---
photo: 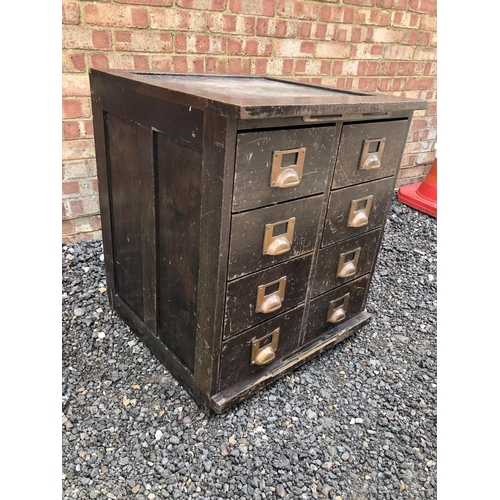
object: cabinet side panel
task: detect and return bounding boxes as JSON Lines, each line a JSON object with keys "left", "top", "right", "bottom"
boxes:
{"left": 90, "top": 74, "right": 116, "bottom": 309}
{"left": 106, "top": 113, "right": 145, "bottom": 318}
{"left": 156, "top": 133, "right": 202, "bottom": 373}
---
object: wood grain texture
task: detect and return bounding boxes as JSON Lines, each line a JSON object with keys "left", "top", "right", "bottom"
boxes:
{"left": 90, "top": 69, "right": 425, "bottom": 414}
{"left": 322, "top": 177, "right": 395, "bottom": 247}
{"left": 332, "top": 119, "right": 409, "bottom": 189}
{"left": 211, "top": 311, "right": 372, "bottom": 413}
{"left": 156, "top": 131, "right": 203, "bottom": 373}
{"left": 192, "top": 113, "right": 237, "bottom": 407}
{"left": 304, "top": 274, "right": 371, "bottom": 344}
{"left": 99, "top": 77, "right": 204, "bottom": 150}
{"left": 113, "top": 294, "right": 195, "bottom": 398}
{"left": 233, "top": 125, "right": 336, "bottom": 212}
{"left": 106, "top": 113, "right": 145, "bottom": 319}
{"left": 228, "top": 194, "right": 323, "bottom": 280}
{"left": 90, "top": 70, "right": 428, "bottom": 119}
{"left": 237, "top": 110, "right": 415, "bottom": 131}
{"left": 90, "top": 74, "right": 116, "bottom": 309}
{"left": 137, "top": 126, "right": 157, "bottom": 334}
{"left": 313, "top": 228, "right": 382, "bottom": 297}
{"left": 219, "top": 305, "right": 305, "bottom": 391}
{"left": 224, "top": 253, "right": 312, "bottom": 338}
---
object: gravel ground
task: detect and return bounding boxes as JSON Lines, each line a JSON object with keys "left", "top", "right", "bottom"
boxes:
{"left": 62, "top": 196, "right": 437, "bottom": 500}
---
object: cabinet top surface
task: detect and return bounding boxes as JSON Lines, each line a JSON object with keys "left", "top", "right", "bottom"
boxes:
{"left": 91, "top": 69, "right": 427, "bottom": 119}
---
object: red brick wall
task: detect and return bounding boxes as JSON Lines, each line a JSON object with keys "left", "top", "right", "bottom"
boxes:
{"left": 62, "top": 0, "right": 437, "bottom": 242}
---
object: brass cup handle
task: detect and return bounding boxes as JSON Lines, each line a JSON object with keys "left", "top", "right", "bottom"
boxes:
{"left": 362, "top": 154, "right": 381, "bottom": 170}
{"left": 274, "top": 168, "right": 301, "bottom": 188}
{"left": 337, "top": 248, "right": 361, "bottom": 279}
{"left": 327, "top": 293, "right": 350, "bottom": 325}
{"left": 256, "top": 277, "right": 287, "bottom": 315}
{"left": 350, "top": 211, "right": 369, "bottom": 228}
{"left": 251, "top": 328, "right": 280, "bottom": 366}
{"left": 337, "top": 261, "right": 356, "bottom": 278}
{"left": 257, "top": 294, "right": 282, "bottom": 314}
{"left": 359, "top": 138, "right": 385, "bottom": 170}
{"left": 252, "top": 345, "right": 276, "bottom": 366}
{"left": 270, "top": 148, "right": 306, "bottom": 188}
{"left": 263, "top": 219, "right": 295, "bottom": 256}
{"left": 265, "top": 236, "right": 291, "bottom": 255}
{"left": 328, "top": 307, "right": 346, "bottom": 324}
{"left": 348, "top": 197, "right": 373, "bottom": 228}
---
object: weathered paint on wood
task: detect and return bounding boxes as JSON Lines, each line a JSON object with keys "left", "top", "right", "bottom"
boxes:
{"left": 228, "top": 194, "right": 323, "bottom": 280}
{"left": 332, "top": 119, "right": 409, "bottom": 189}
{"left": 304, "top": 274, "right": 371, "bottom": 344}
{"left": 156, "top": 132, "right": 203, "bottom": 372}
{"left": 313, "top": 228, "right": 383, "bottom": 297}
{"left": 322, "top": 177, "right": 395, "bottom": 247}
{"left": 105, "top": 114, "right": 145, "bottom": 319}
{"left": 224, "top": 253, "right": 312, "bottom": 338}
{"left": 219, "top": 305, "right": 304, "bottom": 391}
{"left": 233, "top": 125, "right": 336, "bottom": 212}
{"left": 90, "top": 68, "right": 426, "bottom": 414}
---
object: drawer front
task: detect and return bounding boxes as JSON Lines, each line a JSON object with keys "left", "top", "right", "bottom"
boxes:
{"left": 313, "top": 228, "right": 382, "bottom": 297}
{"left": 219, "top": 305, "right": 304, "bottom": 390}
{"left": 332, "top": 119, "right": 408, "bottom": 189}
{"left": 233, "top": 126, "right": 336, "bottom": 212}
{"left": 224, "top": 254, "right": 312, "bottom": 339}
{"left": 322, "top": 177, "right": 393, "bottom": 246}
{"left": 304, "top": 274, "right": 370, "bottom": 344}
{"left": 228, "top": 195, "right": 323, "bottom": 280}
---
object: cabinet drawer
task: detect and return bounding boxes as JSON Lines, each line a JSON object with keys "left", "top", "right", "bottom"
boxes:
{"left": 313, "top": 228, "right": 382, "bottom": 297}
{"left": 233, "top": 126, "right": 336, "bottom": 212}
{"left": 228, "top": 195, "right": 323, "bottom": 280}
{"left": 322, "top": 177, "right": 393, "bottom": 246}
{"left": 332, "top": 119, "right": 408, "bottom": 189}
{"left": 304, "top": 274, "right": 370, "bottom": 344}
{"left": 224, "top": 254, "right": 312, "bottom": 339}
{"left": 219, "top": 305, "right": 304, "bottom": 391}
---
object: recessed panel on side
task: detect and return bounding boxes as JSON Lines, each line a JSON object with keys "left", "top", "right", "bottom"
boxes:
{"left": 157, "top": 132, "right": 203, "bottom": 373}
{"left": 106, "top": 113, "right": 146, "bottom": 319}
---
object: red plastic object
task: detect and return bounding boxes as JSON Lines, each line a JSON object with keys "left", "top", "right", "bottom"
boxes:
{"left": 397, "top": 157, "right": 437, "bottom": 217}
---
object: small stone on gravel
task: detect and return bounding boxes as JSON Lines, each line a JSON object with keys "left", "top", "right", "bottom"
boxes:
{"left": 306, "top": 409, "right": 317, "bottom": 419}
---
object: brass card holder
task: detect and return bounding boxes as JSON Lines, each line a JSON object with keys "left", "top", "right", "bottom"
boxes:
{"left": 263, "top": 217, "right": 296, "bottom": 256}
{"left": 348, "top": 195, "right": 373, "bottom": 228}
{"left": 327, "top": 293, "right": 350, "bottom": 324}
{"left": 251, "top": 328, "right": 280, "bottom": 366}
{"left": 337, "top": 247, "right": 361, "bottom": 279}
{"left": 359, "top": 137, "right": 386, "bottom": 170}
{"left": 270, "top": 148, "right": 306, "bottom": 188}
{"left": 256, "top": 277, "right": 287, "bottom": 314}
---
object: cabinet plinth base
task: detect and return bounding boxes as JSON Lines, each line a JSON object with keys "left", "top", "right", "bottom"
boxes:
{"left": 210, "top": 311, "right": 371, "bottom": 414}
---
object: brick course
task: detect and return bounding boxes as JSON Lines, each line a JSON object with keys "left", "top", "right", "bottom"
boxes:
{"left": 62, "top": 0, "right": 437, "bottom": 241}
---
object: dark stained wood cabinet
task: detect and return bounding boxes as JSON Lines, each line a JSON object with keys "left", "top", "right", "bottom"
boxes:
{"left": 89, "top": 69, "right": 426, "bottom": 414}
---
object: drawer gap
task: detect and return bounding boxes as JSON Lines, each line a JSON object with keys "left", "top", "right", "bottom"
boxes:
{"left": 231, "top": 190, "right": 326, "bottom": 216}
{"left": 236, "top": 122, "right": 340, "bottom": 135}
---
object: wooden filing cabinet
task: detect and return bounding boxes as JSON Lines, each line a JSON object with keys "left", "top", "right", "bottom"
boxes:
{"left": 89, "top": 69, "right": 427, "bottom": 414}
